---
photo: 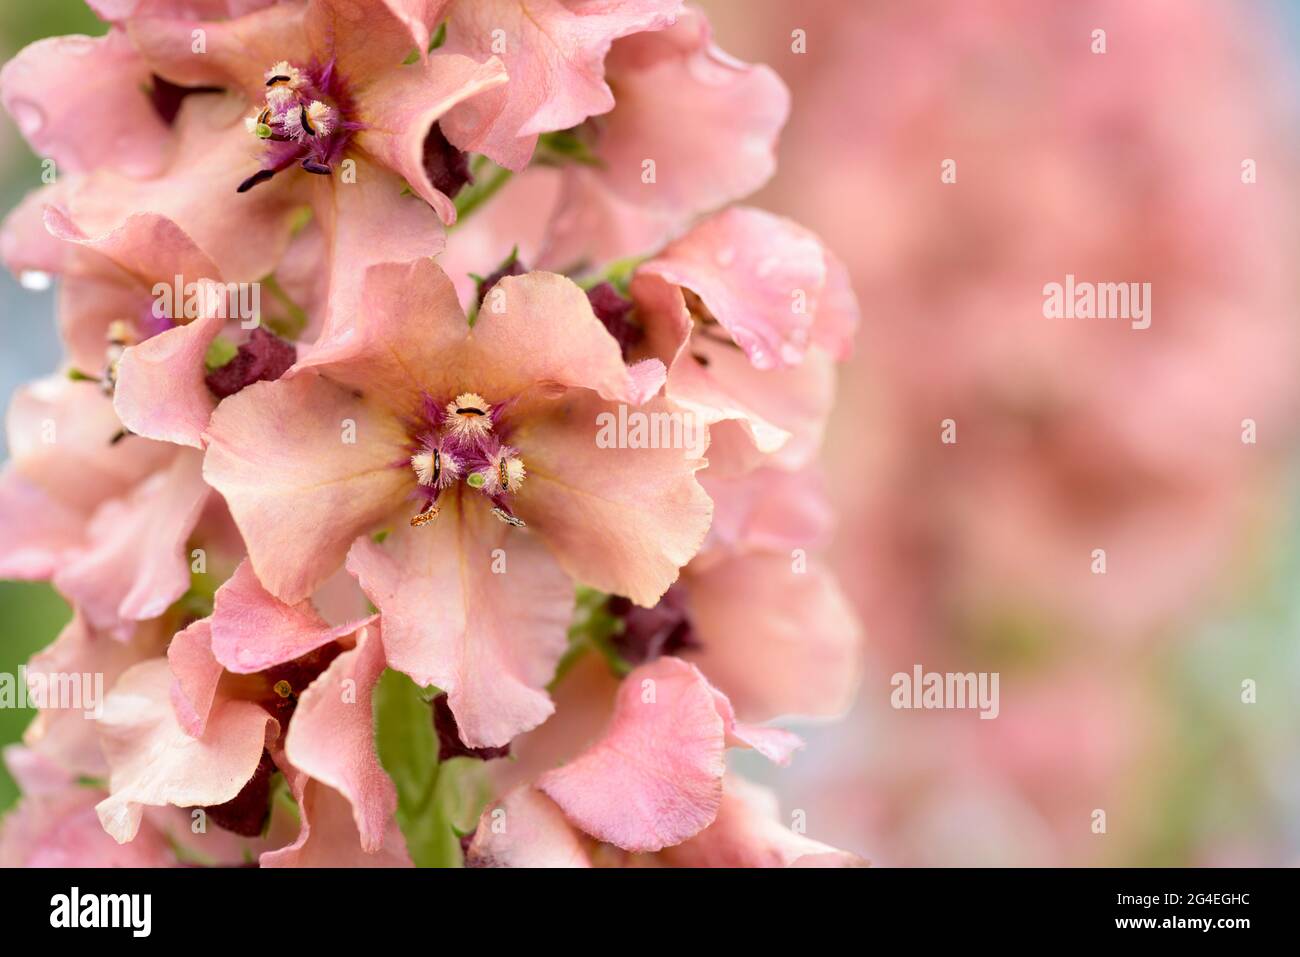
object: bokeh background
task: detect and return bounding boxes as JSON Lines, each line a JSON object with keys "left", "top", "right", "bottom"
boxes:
{"left": 4, "top": 0, "right": 1300, "bottom": 865}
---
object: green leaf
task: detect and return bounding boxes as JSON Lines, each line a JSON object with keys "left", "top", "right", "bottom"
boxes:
{"left": 203, "top": 336, "right": 238, "bottom": 371}
{"left": 374, "top": 668, "right": 459, "bottom": 866}
{"left": 550, "top": 587, "right": 630, "bottom": 689}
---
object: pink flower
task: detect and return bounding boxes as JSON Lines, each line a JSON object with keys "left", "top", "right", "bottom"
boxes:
{"left": 203, "top": 258, "right": 711, "bottom": 747}
{"left": 543, "top": 7, "right": 789, "bottom": 269}
{"left": 465, "top": 773, "right": 864, "bottom": 868}
{"left": 630, "top": 206, "right": 859, "bottom": 470}
{"left": 437, "top": 0, "right": 683, "bottom": 170}
{"left": 49, "top": 0, "right": 508, "bottom": 343}
{"left": 536, "top": 656, "right": 800, "bottom": 851}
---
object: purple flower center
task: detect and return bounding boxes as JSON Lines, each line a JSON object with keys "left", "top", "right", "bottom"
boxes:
{"left": 238, "top": 60, "right": 357, "bottom": 192}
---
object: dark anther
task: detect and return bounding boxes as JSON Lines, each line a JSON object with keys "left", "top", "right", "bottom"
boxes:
{"left": 109, "top": 427, "right": 132, "bottom": 445}
{"left": 237, "top": 168, "right": 278, "bottom": 193}
{"left": 266, "top": 74, "right": 292, "bottom": 87}
{"left": 301, "top": 159, "right": 332, "bottom": 176}
{"left": 586, "top": 282, "right": 643, "bottom": 359}
{"left": 692, "top": 352, "right": 710, "bottom": 367}
{"left": 475, "top": 249, "right": 526, "bottom": 307}
{"left": 607, "top": 587, "right": 700, "bottom": 667}
{"left": 198, "top": 750, "right": 276, "bottom": 837}
{"left": 299, "top": 105, "right": 316, "bottom": 136}
{"left": 432, "top": 693, "right": 511, "bottom": 762}
{"left": 205, "top": 328, "right": 297, "bottom": 399}
{"left": 422, "top": 122, "right": 473, "bottom": 199}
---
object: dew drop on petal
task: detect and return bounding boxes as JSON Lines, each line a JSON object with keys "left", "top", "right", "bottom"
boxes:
{"left": 19, "top": 270, "right": 52, "bottom": 291}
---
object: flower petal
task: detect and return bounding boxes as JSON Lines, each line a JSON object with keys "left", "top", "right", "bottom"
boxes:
{"left": 50, "top": 94, "right": 308, "bottom": 283}
{"left": 203, "top": 373, "right": 411, "bottom": 603}
{"left": 353, "top": 52, "right": 508, "bottom": 224}
{"left": 0, "top": 30, "right": 170, "bottom": 178}
{"left": 283, "top": 623, "right": 394, "bottom": 852}
{"left": 440, "top": 0, "right": 682, "bottom": 169}
{"left": 661, "top": 775, "right": 867, "bottom": 868}
{"left": 347, "top": 496, "right": 573, "bottom": 749}
{"left": 545, "top": 8, "right": 788, "bottom": 265}
{"left": 261, "top": 774, "right": 411, "bottom": 867}
{"left": 510, "top": 389, "right": 711, "bottom": 607}
{"left": 95, "top": 658, "right": 276, "bottom": 843}
{"left": 465, "top": 786, "right": 592, "bottom": 868}
{"left": 210, "top": 559, "right": 375, "bottom": 673}
{"left": 113, "top": 311, "right": 225, "bottom": 449}
{"left": 684, "top": 552, "right": 860, "bottom": 722}
{"left": 537, "top": 656, "right": 726, "bottom": 852}
{"left": 167, "top": 618, "right": 223, "bottom": 738}
{"left": 54, "top": 450, "right": 211, "bottom": 634}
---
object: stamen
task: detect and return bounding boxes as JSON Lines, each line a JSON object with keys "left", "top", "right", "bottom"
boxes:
{"left": 411, "top": 449, "right": 439, "bottom": 486}
{"left": 237, "top": 168, "right": 279, "bottom": 193}
{"left": 410, "top": 501, "right": 440, "bottom": 526}
{"left": 445, "top": 392, "right": 493, "bottom": 440}
{"left": 491, "top": 506, "right": 526, "bottom": 528}
{"left": 264, "top": 61, "right": 305, "bottom": 89}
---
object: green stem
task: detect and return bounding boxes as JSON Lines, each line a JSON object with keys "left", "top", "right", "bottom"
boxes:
{"left": 453, "top": 164, "right": 513, "bottom": 225}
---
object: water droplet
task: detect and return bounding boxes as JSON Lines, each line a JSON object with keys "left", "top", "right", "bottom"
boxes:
{"left": 20, "top": 270, "right": 52, "bottom": 291}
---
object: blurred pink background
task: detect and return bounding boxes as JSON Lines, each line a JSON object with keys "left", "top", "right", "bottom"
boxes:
{"left": 699, "top": 0, "right": 1300, "bottom": 865}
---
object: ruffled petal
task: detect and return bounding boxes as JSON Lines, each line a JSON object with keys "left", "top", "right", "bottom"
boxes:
{"left": 465, "top": 785, "right": 592, "bottom": 867}
{"left": 167, "top": 618, "right": 223, "bottom": 738}
{"left": 685, "top": 553, "right": 860, "bottom": 722}
{"left": 544, "top": 8, "right": 787, "bottom": 264}
{"left": 202, "top": 372, "right": 411, "bottom": 603}
{"left": 637, "top": 207, "right": 828, "bottom": 370}
{"left": 127, "top": 2, "right": 311, "bottom": 103}
{"left": 537, "top": 656, "right": 725, "bottom": 852}
{"left": 261, "top": 775, "right": 411, "bottom": 867}
{"left": 283, "top": 623, "right": 394, "bottom": 851}
{"left": 54, "top": 450, "right": 211, "bottom": 634}
{"left": 24, "top": 613, "right": 165, "bottom": 777}
{"left": 48, "top": 94, "right": 308, "bottom": 282}
{"left": 352, "top": 52, "right": 507, "bottom": 223}
{"left": 0, "top": 470, "right": 83, "bottom": 580}
{"left": 510, "top": 389, "right": 711, "bottom": 607}
{"left": 113, "top": 311, "right": 225, "bottom": 449}
{"left": 661, "top": 776, "right": 867, "bottom": 868}
{"left": 347, "top": 495, "right": 573, "bottom": 749}
{"left": 0, "top": 30, "right": 170, "bottom": 178}
{"left": 95, "top": 658, "right": 276, "bottom": 843}
{"left": 210, "top": 559, "right": 375, "bottom": 673}
{"left": 440, "top": 0, "right": 682, "bottom": 169}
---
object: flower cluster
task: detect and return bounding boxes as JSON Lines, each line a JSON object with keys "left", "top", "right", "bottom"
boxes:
{"left": 0, "top": 0, "right": 863, "bottom": 867}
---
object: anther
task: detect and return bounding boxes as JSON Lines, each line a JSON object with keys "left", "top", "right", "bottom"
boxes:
{"left": 410, "top": 502, "right": 440, "bottom": 527}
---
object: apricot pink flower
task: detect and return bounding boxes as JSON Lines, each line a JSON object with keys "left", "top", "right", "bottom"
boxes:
{"left": 466, "top": 775, "right": 865, "bottom": 868}
{"left": 543, "top": 7, "right": 789, "bottom": 269}
{"left": 536, "top": 656, "right": 800, "bottom": 851}
{"left": 438, "top": 0, "right": 683, "bottom": 170}
{"left": 203, "top": 258, "right": 711, "bottom": 747}
{"left": 60, "top": 0, "right": 507, "bottom": 339}
{"left": 631, "top": 206, "right": 859, "bottom": 470}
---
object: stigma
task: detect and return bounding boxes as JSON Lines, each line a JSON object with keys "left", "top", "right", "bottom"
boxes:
{"left": 445, "top": 392, "right": 493, "bottom": 440}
